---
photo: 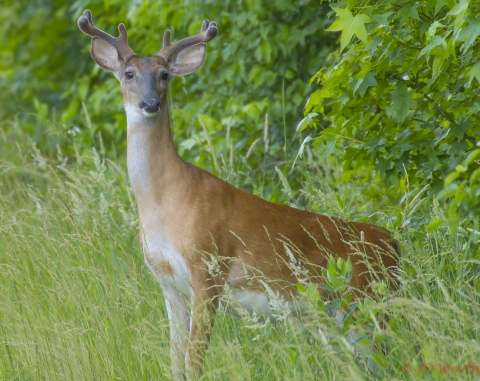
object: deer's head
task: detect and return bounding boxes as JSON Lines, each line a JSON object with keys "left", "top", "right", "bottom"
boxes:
{"left": 78, "top": 10, "right": 217, "bottom": 117}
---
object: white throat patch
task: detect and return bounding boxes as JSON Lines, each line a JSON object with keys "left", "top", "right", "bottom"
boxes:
{"left": 125, "top": 103, "right": 161, "bottom": 130}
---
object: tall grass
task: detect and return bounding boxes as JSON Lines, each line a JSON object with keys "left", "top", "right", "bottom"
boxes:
{"left": 1, "top": 119, "right": 479, "bottom": 381}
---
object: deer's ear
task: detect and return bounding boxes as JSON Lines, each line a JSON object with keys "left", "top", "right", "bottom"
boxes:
{"left": 167, "top": 43, "right": 206, "bottom": 76}
{"left": 91, "top": 37, "right": 123, "bottom": 74}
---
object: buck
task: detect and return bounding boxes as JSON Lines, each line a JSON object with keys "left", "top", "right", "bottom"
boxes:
{"left": 78, "top": 10, "right": 399, "bottom": 380}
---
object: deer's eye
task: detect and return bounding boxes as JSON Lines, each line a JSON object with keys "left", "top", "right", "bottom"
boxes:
{"left": 161, "top": 73, "right": 169, "bottom": 81}
{"left": 125, "top": 72, "right": 134, "bottom": 79}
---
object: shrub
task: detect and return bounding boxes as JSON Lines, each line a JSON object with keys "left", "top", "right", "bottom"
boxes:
{"left": 303, "top": 0, "right": 480, "bottom": 230}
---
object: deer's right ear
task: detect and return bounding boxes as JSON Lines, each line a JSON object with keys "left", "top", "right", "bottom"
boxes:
{"left": 91, "top": 37, "right": 123, "bottom": 75}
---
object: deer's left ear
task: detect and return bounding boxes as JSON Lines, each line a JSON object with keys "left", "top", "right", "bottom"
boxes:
{"left": 167, "top": 43, "right": 206, "bottom": 76}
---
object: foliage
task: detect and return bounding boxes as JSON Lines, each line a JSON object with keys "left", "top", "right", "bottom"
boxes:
{"left": 0, "top": 0, "right": 335, "bottom": 188}
{"left": 303, "top": 0, "right": 480, "bottom": 230}
{"left": 297, "top": 256, "right": 391, "bottom": 372}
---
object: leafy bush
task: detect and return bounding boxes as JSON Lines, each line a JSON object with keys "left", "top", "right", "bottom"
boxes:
{"left": 303, "top": 0, "right": 480, "bottom": 230}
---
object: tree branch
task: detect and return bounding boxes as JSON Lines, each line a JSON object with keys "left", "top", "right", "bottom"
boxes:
{"left": 423, "top": 94, "right": 451, "bottom": 121}
{"left": 385, "top": 72, "right": 479, "bottom": 146}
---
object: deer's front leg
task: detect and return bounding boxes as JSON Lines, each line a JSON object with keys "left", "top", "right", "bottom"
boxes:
{"left": 162, "top": 285, "right": 191, "bottom": 381}
{"left": 185, "top": 277, "right": 221, "bottom": 380}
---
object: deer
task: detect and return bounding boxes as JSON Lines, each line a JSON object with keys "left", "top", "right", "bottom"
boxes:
{"left": 78, "top": 10, "right": 400, "bottom": 380}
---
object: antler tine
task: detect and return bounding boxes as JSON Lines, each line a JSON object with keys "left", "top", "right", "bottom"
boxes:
{"left": 78, "top": 10, "right": 136, "bottom": 62}
{"left": 158, "top": 20, "right": 218, "bottom": 61}
{"left": 163, "top": 30, "right": 172, "bottom": 48}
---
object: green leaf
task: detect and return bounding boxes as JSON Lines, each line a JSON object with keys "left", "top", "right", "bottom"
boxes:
{"left": 356, "top": 61, "right": 371, "bottom": 79}
{"left": 307, "top": 284, "right": 319, "bottom": 303}
{"left": 260, "top": 40, "right": 272, "bottom": 63}
{"left": 292, "top": 135, "right": 313, "bottom": 168}
{"left": 305, "top": 89, "right": 324, "bottom": 114}
{"left": 316, "top": 300, "right": 326, "bottom": 312}
{"left": 419, "top": 36, "right": 447, "bottom": 58}
{"left": 364, "top": 137, "right": 386, "bottom": 154}
{"left": 448, "top": 0, "right": 469, "bottom": 30}
{"left": 371, "top": 353, "right": 389, "bottom": 369}
{"left": 448, "top": 0, "right": 469, "bottom": 16}
{"left": 437, "top": 183, "right": 458, "bottom": 199}
{"left": 435, "top": 0, "right": 449, "bottom": 15}
{"left": 389, "top": 83, "right": 413, "bottom": 123}
{"left": 61, "top": 99, "right": 80, "bottom": 122}
{"left": 471, "top": 168, "right": 480, "bottom": 183}
{"left": 432, "top": 56, "right": 445, "bottom": 78}
{"left": 315, "top": 136, "right": 338, "bottom": 162}
{"left": 466, "top": 149, "right": 480, "bottom": 166}
{"left": 398, "top": 3, "right": 420, "bottom": 25}
{"left": 354, "top": 72, "right": 377, "bottom": 97}
{"left": 344, "top": 258, "right": 353, "bottom": 274}
{"left": 444, "top": 171, "right": 460, "bottom": 186}
{"left": 33, "top": 98, "right": 48, "bottom": 118}
{"left": 460, "top": 18, "right": 480, "bottom": 53}
{"left": 427, "top": 218, "right": 444, "bottom": 231}
{"left": 337, "top": 257, "right": 344, "bottom": 271}
{"left": 179, "top": 137, "right": 197, "bottom": 152}
{"left": 427, "top": 21, "right": 441, "bottom": 40}
{"left": 330, "top": 277, "right": 345, "bottom": 291}
{"left": 296, "top": 283, "right": 307, "bottom": 293}
{"left": 296, "top": 113, "right": 318, "bottom": 132}
{"left": 327, "top": 8, "right": 372, "bottom": 51}
{"left": 468, "top": 61, "right": 480, "bottom": 85}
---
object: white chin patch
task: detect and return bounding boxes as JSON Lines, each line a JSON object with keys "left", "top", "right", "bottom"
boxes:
{"left": 125, "top": 103, "right": 160, "bottom": 129}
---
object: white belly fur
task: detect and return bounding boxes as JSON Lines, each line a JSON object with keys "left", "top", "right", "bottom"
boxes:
{"left": 142, "top": 230, "right": 191, "bottom": 297}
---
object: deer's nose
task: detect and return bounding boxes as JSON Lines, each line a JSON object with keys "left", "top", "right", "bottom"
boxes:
{"left": 139, "top": 98, "right": 161, "bottom": 113}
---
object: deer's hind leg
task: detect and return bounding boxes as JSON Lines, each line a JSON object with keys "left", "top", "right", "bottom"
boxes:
{"left": 185, "top": 271, "right": 223, "bottom": 380}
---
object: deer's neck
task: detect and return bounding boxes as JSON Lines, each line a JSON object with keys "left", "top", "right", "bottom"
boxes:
{"left": 126, "top": 100, "right": 185, "bottom": 206}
